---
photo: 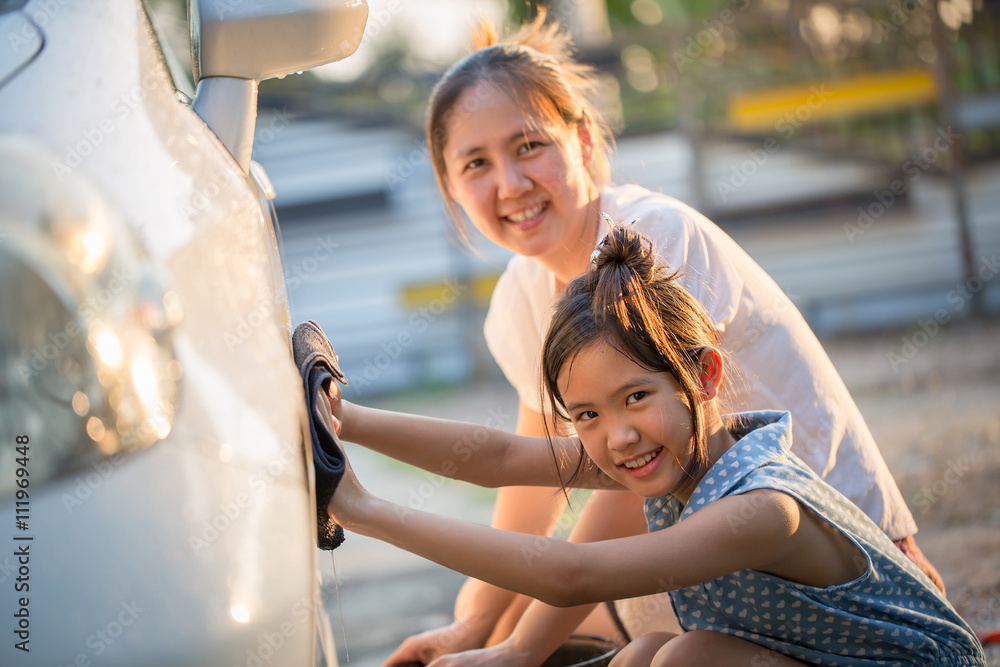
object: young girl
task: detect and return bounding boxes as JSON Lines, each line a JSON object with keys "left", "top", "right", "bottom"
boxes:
{"left": 395, "top": 10, "right": 942, "bottom": 664}
{"left": 327, "top": 226, "right": 984, "bottom": 667}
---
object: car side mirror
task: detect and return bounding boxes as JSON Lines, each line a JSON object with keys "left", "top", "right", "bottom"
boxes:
{"left": 189, "top": 0, "right": 368, "bottom": 171}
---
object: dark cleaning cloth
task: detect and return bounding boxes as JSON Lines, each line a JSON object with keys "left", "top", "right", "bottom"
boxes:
{"left": 292, "top": 320, "right": 348, "bottom": 550}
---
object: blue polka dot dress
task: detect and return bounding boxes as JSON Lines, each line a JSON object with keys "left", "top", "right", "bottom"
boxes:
{"left": 644, "top": 411, "right": 986, "bottom": 666}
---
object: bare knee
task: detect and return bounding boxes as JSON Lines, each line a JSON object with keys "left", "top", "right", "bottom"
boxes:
{"left": 650, "top": 631, "right": 717, "bottom": 667}
{"left": 651, "top": 631, "right": 806, "bottom": 667}
{"left": 611, "top": 632, "right": 676, "bottom": 667}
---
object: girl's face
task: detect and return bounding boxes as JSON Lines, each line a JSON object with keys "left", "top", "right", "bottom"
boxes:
{"left": 557, "top": 341, "right": 699, "bottom": 501}
{"left": 441, "top": 82, "right": 598, "bottom": 270}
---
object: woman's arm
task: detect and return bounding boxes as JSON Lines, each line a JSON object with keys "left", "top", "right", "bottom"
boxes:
{"left": 497, "top": 489, "right": 649, "bottom": 662}
{"left": 338, "top": 400, "right": 618, "bottom": 491}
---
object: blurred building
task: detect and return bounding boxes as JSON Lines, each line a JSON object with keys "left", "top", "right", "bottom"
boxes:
{"left": 249, "top": 0, "right": 1000, "bottom": 397}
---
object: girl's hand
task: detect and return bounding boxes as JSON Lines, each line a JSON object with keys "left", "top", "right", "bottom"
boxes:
{"left": 326, "top": 379, "right": 344, "bottom": 434}
{"left": 326, "top": 444, "right": 370, "bottom": 531}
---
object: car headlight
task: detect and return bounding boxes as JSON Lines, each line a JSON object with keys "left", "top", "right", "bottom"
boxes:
{"left": 0, "top": 134, "right": 182, "bottom": 495}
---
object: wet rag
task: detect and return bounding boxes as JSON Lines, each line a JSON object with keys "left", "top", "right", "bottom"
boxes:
{"left": 292, "top": 320, "right": 347, "bottom": 550}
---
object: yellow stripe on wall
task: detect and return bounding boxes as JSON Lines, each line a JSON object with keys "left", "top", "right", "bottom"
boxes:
{"left": 727, "top": 68, "right": 939, "bottom": 133}
{"left": 401, "top": 273, "right": 501, "bottom": 311}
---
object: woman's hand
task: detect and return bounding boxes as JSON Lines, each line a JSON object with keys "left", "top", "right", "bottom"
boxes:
{"left": 425, "top": 639, "right": 536, "bottom": 667}
{"left": 381, "top": 620, "right": 490, "bottom": 667}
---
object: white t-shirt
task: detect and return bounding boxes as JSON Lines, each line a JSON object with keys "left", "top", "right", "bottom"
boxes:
{"left": 484, "top": 183, "right": 915, "bottom": 540}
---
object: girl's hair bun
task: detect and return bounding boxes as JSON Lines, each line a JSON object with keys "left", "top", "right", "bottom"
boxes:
{"left": 590, "top": 223, "right": 658, "bottom": 285}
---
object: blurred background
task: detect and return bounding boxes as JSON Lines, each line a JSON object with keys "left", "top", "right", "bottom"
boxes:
{"left": 147, "top": 1, "right": 1000, "bottom": 664}
{"left": 147, "top": 0, "right": 1000, "bottom": 398}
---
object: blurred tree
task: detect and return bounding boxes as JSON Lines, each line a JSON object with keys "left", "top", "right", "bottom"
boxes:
{"left": 510, "top": 0, "right": 611, "bottom": 46}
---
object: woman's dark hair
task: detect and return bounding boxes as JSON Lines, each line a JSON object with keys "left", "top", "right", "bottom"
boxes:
{"left": 541, "top": 225, "right": 722, "bottom": 497}
{"left": 425, "top": 9, "right": 613, "bottom": 245}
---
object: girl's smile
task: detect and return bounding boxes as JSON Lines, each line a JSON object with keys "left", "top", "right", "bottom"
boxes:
{"left": 618, "top": 446, "right": 664, "bottom": 477}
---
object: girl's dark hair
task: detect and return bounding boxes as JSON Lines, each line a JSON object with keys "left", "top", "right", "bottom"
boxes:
{"left": 541, "top": 225, "right": 722, "bottom": 497}
{"left": 426, "top": 9, "right": 613, "bottom": 246}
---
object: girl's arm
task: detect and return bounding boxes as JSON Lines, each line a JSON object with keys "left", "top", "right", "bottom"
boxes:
{"left": 458, "top": 404, "right": 572, "bottom": 646}
{"left": 382, "top": 403, "right": 574, "bottom": 666}
{"left": 338, "top": 400, "right": 619, "bottom": 491}
{"left": 331, "top": 454, "right": 806, "bottom": 608}
{"left": 429, "top": 490, "right": 650, "bottom": 666}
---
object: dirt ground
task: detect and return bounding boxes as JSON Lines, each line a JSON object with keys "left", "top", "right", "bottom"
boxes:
{"left": 821, "top": 314, "right": 1000, "bottom": 661}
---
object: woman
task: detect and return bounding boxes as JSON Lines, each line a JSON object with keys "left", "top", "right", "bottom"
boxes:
{"left": 383, "top": 11, "right": 943, "bottom": 667}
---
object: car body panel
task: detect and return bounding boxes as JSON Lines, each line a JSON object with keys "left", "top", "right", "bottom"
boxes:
{"left": 0, "top": 1, "right": 327, "bottom": 664}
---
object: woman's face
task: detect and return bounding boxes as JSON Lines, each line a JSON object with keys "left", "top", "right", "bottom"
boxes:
{"left": 441, "top": 81, "right": 598, "bottom": 268}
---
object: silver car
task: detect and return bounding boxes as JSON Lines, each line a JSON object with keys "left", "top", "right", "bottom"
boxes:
{"left": 0, "top": 1, "right": 367, "bottom": 664}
